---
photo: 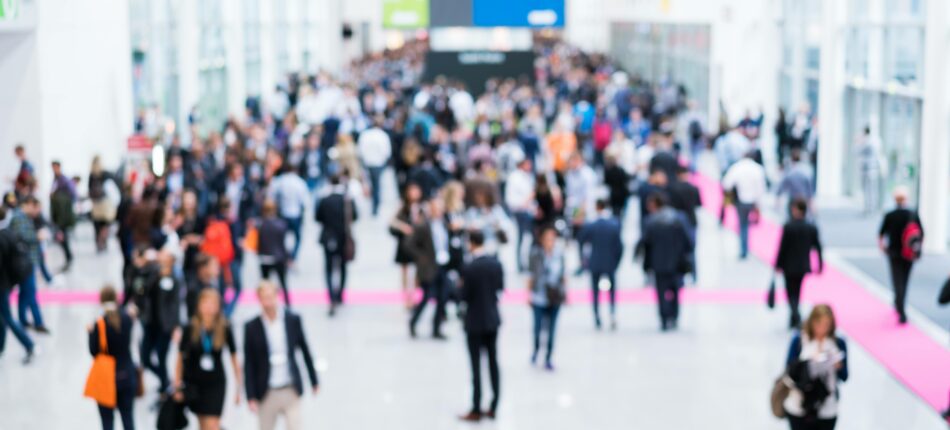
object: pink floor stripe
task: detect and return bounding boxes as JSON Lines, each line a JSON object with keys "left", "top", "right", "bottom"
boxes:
{"left": 691, "top": 172, "right": 950, "bottom": 413}
{"left": 24, "top": 287, "right": 782, "bottom": 306}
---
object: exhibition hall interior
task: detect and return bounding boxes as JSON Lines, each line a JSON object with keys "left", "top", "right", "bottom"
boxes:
{"left": 1, "top": 0, "right": 949, "bottom": 429}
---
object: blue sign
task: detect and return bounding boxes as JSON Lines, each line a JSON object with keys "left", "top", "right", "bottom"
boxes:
{"left": 472, "top": 0, "right": 564, "bottom": 28}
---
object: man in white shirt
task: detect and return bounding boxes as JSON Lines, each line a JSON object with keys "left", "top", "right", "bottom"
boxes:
{"left": 357, "top": 117, "right": 392, "bottom": 216}
{"left": 269, "top": 167, "right": 311, "bottom": 262}
{"left": 722, "top": 152, "right": 767, "bottom": 259}
{"left": 244, "top": 282, "right": 319, "bottom": 430}
{"left": 504, "top": 159, "right": 535, "bottom": 271}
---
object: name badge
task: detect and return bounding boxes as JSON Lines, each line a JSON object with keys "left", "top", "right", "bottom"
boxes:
{"left": 270, "top": 353, "right": 288, "bottom": 367}
{"left": 200, "top": 354, "right": 215, "bottom": 371}
{"left": 160, "top": 277, "right": 174, "bottom": 291}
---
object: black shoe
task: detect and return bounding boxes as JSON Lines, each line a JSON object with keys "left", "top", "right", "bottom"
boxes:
{"left": 33, "top": 326, "right": 51, "bottom": 335}
{"left": 328, "top": 305, "right": 337, "bottom": 318}
{"left": 432, "top": 333, "right": 448, "bottom": 341}
{"left": 941, "top": 409, "right": 950, "bottom": 419}
{"left": 483, "top": 410, "right": 496, "bottom": 420}
{"left": 898, "top": 313, "right": 908, "bottom": 324}
{"left": 595, "top": 320, "right": 602, "bottom": 331}
{"left": 668, "top": 319, "right": 678, "bottom": 331}
{"left": 660, "top": 320, "right": 669, "bottom": 332}
{"left": 22, "top": 349, "right": 34, "bottom": 365}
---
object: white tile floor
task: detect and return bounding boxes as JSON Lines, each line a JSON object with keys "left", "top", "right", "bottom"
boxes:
{"left": 0, "top": 170, "right": 946, "bottom": 429}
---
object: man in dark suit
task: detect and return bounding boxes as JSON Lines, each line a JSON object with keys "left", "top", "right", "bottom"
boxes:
{"left": 638, "top": 193, "right": 694, "bottom": 331}
{"left": 578, "top": 200, "right": 624, "bottom": 330}
{"left": 668, "top": 165, "right": 703, "bottom": 283}
{"left": 244, "top": 281, "right": 319, "bottom": 430}
{"left": 775, "top": 199, "right": 824, "bottom": 328}
{"left": 315, "top": 175, "right": 358, "bottom": 316}
{"left": 458, "top": 231, "right": 504, "bottom": 422}
{"left": 407, "top": 198, "right": 450, "bottom": 340}
{"left": 878, "top": 187, "right": 922, "bottom": 324}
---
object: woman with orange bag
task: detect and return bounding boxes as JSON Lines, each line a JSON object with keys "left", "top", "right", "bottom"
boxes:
{"left": 87, "top": 285, "right": 138, "bottom": 430}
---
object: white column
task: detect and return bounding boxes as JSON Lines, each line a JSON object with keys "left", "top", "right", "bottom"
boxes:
{"left": 318, "top": 0, "right": 343, "bottom": 74}
{"left": 258, "top": 0, "right": 276, "bottom": 94}
{"left": 176, "top": 0, "right": 200, "bottom": 139}
{"left": 815, "top": 0, "right": 846, "bottom": 198}
{"left": 917, "top": 0, "right": 949, "bottom": 253}
{"left": 286, "top": 0, "right": 302, "bottom": 73}
{"left": 222, "top": 0, "right": 247, "bottom": 117}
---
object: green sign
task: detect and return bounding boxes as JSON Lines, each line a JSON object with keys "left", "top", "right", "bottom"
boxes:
{"left": 383, "top": 0, "right": 429, "bottom": 29}
{"left": 0, "top": 0, "right": 21, "bottom": 20}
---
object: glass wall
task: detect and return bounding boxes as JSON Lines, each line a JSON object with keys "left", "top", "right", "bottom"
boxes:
{"left": 609, "top": 22, "right": 711, "bottom": 109}
{"left": 244, "top": 0, "right": 262, "bottom": 97}
{"left": 841, "top": 0, "right": 925, "bottom": 204}
{"left": 197, "top": 0, "right": 228, "bottom": 134}
{"left": 777, "top": 0, "right": 822, "bottom": 114}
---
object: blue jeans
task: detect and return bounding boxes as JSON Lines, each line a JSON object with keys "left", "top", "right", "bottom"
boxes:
{"left": 531, "top": 304, "right": 561, "bottom": 364}
{"left": 735, "top": 203, "right": 755, "bottom": 258}
{"left": 38, "top": 246, "right": 54, "bottom": 283}
{"left": 220, "top": 260, "right": 243, "bottom": 318}
{"left": 513, "top": 211, "right": 534, "bottom": 270}
{"left": 282, "top": 216, "right": 303, "bottom": 261}
{"left": 367, "top": 166, "right": 385, "bottom": 216}
{"left": 18, "top": 271, "right": 44, "bottom": 328}
{"left": 0, "top": 288, "right": 34, "bottom": 354}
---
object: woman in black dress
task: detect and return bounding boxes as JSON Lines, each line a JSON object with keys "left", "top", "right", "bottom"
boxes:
{"left": 87, "top": 285, "right": 138, "bottom": 430}
{"left": 390, "top": 182, "right": 423, "bottom": 309}
{"left": 173, "top": 288, "right": 241, "bottom": 430}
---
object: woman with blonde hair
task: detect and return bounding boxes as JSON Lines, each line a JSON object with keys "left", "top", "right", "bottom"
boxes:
{"left": 173, "top": 289, "right": 241, "bottom": 430}
{"left": 782, "top": 304, "right": 848, "bottom": 430}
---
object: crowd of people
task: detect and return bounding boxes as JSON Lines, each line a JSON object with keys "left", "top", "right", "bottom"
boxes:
{"left": 0, "top": 37, "right": 945, "bottom": 429}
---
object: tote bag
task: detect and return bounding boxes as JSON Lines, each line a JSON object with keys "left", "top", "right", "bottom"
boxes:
{"left": 83, "top": 318, "right": 117, "bottom": 408}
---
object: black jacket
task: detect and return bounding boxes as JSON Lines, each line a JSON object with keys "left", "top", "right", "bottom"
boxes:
{"left": 143, "top": 272, "right": 182, "bottom": 333}
{"left": 315, "top": 191, "right": 358, "bottom": 247}
{"left": 243, "top": 312, "right": 319, "bottom": 401}
{"left": 460, "top": 255, "right": 504, "bottom": 334}
{"left": 89, "top": 312, "right": 139, "bottom": 393}
{"left": 878, "top": 208, "right": 921, "bottom": 258}
{"left": 668, "top": 180, "right": 702, "bottom": 227}
{"left": 578, "top": 217, "right": 623, "bottom": 274}
{"left": 775, "top": 219, "right": 823, "bottom": 275}
{"left": 258, "top": 217, "right": 289, "bottom": 262}
{"left": 638, "top": 208, "right": 693, "bottom": 274}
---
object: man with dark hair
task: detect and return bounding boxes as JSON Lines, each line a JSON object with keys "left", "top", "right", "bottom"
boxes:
{"left": 578, "top": 199, "right": 624, "bottom": 330}
{"left": 774, "top": 199, "right": 824, "bottom": 328}
{"left": 9, "top": 196, "right": 50, "bottom": 335}
{"left": 315, "top": 174, "right": 358, "bottom": 316}
{"left": 49, "top": 160, "right": 77, "bottom": 271}
{"left": 458, "top": 230, "right": 504, "bottom": 422}
{"left": 14, "top": 145, "right": 33, "bottom": 181}
{"left": 637, "top": 193, "right": 694, "bottom": 331}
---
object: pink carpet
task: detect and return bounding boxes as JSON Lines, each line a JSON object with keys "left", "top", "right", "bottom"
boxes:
{"left": 692, "top": 172, "right": 950, "bottom": 413}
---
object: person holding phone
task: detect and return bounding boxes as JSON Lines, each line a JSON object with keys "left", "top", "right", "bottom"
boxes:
{"left": 783, "top": 304, "right": 848, "bottom": 430}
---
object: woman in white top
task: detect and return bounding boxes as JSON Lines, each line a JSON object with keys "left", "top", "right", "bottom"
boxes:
{"left": 783, "top": 304, "right": 849, "bottom": 430}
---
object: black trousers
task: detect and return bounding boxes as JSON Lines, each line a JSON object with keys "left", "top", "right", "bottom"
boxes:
{"left": 466, "top": 331, "right": 500, "bottom": 414}
{"left": 654, "top": 272, "right": 681, "bottom": 323}
{"left": 323, "top": 246, "right": 348, "bottom": 305}
{"left": 98, "top": 385, "right": 135, "bottom": 430}
{"left": 410, "top": 268, "right": 448, "bottom": 336}
{"left": 140, "top": 323, "right": 172, "bottom": 393}
{"left": 887, "top": 257, "right": 913, "bottom": 316}
{"left": 784, "top": 272, "right": 806, "bottom": 325}
{"left": 57, "top": 228, "right": 73, "bottom": 264}
{"left": 260, "top": 262, "right": 290, "bottom": 305}
{"left": 788, "top": 414, "right": 836, "bottom": 430}
{"left": 590, "top": 270, "right": 617, "bottom": 324}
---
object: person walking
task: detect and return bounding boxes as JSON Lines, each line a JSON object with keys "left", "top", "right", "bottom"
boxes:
{"left": 578, "top": 199, "right": 624, "bottom": 330}
{"left": 527, "top": 226, "right": 566, "bottom": 370}
{"left": 390, "top": 183, "right": 424, "bottom": 309}
{"left": 782, "top": 304, "right": 848, "bottom": 430}
{"left": 9, "top": 196, "right": 50, "bottom": 334}
{"left": 257, "top": 200, "right": 291, "bottom": 305}
{"left": 87, "top": 285, "right": 138, "bottom": 430}
{"left": 268, "top": 166, "right": 310, "bottom": 264}
{"left": 722, "top": 151, "right": 767, "bottom": 259}
{"left": 407, "top": 198, "right": 451, "bottom": 340}
{"left": 173, "top": 288, "right": 242, "bottom": 430}
{"left": 775, "top": 152, "right": 814, "bottom": 217}
{"left": 244, "top": 282, "right": 320, "bottom": 430}
{"left": 138, "top": 251, "right": 181, "bottom": 397}
{"left": 638, "top": 193, "right": 693, "bottom": 331}
{"left": 855, "top": 126, "right": 884, "bottom": 215}
{"left": 358, "top": 116, "right": 392, "bottom": 217}
{"left": 774, "top": 200, "right": 824, "bottom": 328}
{"left": 505, "top": 159, "right": 535, "bottom": 272}
{"left": 89, "top": 156, "right": 117, "bottom": 253}
{"left": 458, "top": 231, "right": 504, "bottom": 422}
{"left": 0, "top": 206, "right": 36, "bottom": 364}
{"left": 315, "top": 175, "right": 358, "bottom": 316}
{"left": 49, "top": 160, "right": 78, "bottom": 271}
{"left": 878, "top": 187, "right": 923, "bottom": 324}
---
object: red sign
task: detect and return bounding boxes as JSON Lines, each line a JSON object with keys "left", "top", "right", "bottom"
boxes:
{"left": 127, "top": 135, "right": 152, "bottom": 153}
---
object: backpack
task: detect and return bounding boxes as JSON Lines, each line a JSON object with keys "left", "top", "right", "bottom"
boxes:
{"left": 593, "top": 120, "right": 613, "bottom": 151}
{"left": 201, "top": 220, "right": 235, "bottom": 266}
{"left": 900, "top": 218, "right": 923, "bottom": 261}
{"left": 0, "top": 229, "right": 33, "bottom": 288}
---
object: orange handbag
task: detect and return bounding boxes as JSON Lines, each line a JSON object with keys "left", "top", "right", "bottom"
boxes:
{"left": 243, "top": 224, "right": 259, "bottom": 252}
{"left": 84, "top": 318, "right": 117, "bottom": 408}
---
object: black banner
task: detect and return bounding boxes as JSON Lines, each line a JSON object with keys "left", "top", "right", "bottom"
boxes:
{"left": 423, "top": 51, "right": 535, "bottom": 95}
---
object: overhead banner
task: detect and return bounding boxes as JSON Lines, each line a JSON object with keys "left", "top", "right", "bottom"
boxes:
{"left": 423, "top": 51, "right": 536, "bottom": 95}
{"left": 430, "top": 0, "right": 472, "bottom": 27}
{"left": 0, "top": 0, "right": 22, "bottom": 20}
{"left": 383, "top": 0, "right": 430, "bottom": 29}
{"left": 472, "top": 0, "right": 564, "bottom": 28}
